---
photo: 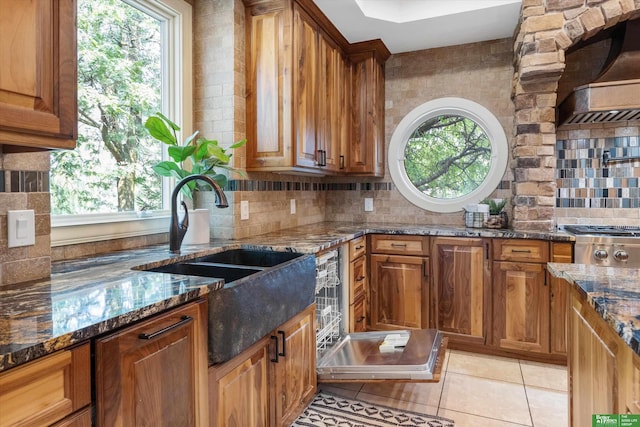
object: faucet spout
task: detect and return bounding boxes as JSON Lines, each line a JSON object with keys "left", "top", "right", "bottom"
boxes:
{"left": 170, "top": 174, "right": 229, "bottom": 253}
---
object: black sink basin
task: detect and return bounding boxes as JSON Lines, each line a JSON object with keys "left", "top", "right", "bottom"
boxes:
{"left": 139, "top": 248, "right": 316, "bottom": 365}
{"left": 146, "top": 262, "right": 262, "bottom": 282}
{"left": 191, "top": 249, "right": 302, "bottom": 267}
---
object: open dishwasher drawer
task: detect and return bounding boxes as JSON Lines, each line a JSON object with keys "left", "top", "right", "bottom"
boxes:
{"left": 316, "top": 329, "right": 448, "bottom": 383}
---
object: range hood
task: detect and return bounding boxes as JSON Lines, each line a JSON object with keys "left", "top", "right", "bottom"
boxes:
{"left": 558, "top": 19, "right": 640, "bottom": 125}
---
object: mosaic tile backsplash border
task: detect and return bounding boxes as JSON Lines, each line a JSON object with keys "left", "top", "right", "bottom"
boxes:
{"left": 556, "top": 136, "right": 640, "bottom": 208}
{"left": 0, "top": 170, "right": 49, "bottom": 193}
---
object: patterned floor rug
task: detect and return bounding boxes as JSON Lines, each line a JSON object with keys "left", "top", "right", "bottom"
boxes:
{"left": 291, "top": 391, "right": 455, "bottom": 427}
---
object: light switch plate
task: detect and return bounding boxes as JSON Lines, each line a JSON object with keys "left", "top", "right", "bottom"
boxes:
{"left": 8, "top": 210, "right": 35, "bottom": 248}
{"left": 364, "top": 198, "right": 374, "bottom": 212}
{"left": 240, "top": 200, "right": 249, "bottom": 220}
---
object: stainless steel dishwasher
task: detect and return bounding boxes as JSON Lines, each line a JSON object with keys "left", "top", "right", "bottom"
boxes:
{"left": 314, "top": 244, "right": 446, "bottom": 383}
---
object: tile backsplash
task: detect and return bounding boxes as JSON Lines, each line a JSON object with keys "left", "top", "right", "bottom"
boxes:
{"left": 557, "top": 135, "right": 640, "bottom": 209}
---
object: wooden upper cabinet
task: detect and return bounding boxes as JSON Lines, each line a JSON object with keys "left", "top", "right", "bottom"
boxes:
{"left": 243, "top": 0, "right": 388, "bottom": 176}
{"left": 317, "top": 30, "right": 346, "bottom": 172}
{"left": 244, "top": 2, "right": 293, "bottom": 170}
{"left": 292, "top": 4, "right": 318, "bottom": 170}
{"left": 0, "top": 0, "right": 77, "bottom": 150}
{"left": 347, "top": 48, "right": 386, "bottom": 176}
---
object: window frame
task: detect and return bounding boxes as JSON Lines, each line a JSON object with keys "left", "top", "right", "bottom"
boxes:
{"left": 388, "top": 97, "right": 508, "bottom": 213}
{"left": 51, "top": 0, "right": 192, "bottom": 246}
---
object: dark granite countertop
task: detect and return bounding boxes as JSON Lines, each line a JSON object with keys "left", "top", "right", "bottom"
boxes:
{"left": 0, "top": 221, "right": 573, "bottom": 372}
{"left": 547, "top": 263, "right": 640, "bottom": 357}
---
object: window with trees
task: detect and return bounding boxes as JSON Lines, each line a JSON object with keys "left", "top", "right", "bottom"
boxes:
{"left": 50, "top": 0, "right": 192, "bottom": 244}
{"left": 388, "top": 97, "right": 508, "bottom": 213}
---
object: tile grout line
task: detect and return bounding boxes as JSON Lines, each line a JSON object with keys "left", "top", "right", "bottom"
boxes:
{"left": 518, "top": 358, "right": 536, "bottom": 427}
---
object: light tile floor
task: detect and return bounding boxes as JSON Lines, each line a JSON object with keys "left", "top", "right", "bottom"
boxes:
{"left": 321, "top": 350, "right": 569, "bottom": 427}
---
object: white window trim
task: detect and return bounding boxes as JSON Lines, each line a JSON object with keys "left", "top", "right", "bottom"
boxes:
{"left": 51, "top": 0, "right": 192, "bottom": 247}
{"left": 388, "top": 97, "right": 509, "bottom": 213}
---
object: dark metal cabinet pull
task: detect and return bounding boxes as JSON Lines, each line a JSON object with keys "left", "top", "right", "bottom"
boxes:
{"left": 340, "top": 155, "right": 345, "bottom": 169}
{"left": 356, "top": 316, "right": 365, "bottom": 323}
{"left": 277, "top": 330, "right": 286, "bottom": 357}
{"left": 138, "top": 315, "right": 192, "bottom": 340}
{"left": 270, "top": 335, "right": 279, "bottom": 363}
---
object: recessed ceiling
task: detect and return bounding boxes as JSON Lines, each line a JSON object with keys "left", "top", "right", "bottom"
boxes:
{"left": 312, "top": 0, "right": 522, "bottom": 54}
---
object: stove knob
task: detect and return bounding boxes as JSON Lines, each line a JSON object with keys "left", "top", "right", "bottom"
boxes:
{"left": 614, "top": 249, "right": 629, "bottom": 262}
{"left": 593, "top": 249, "right": 608, "bottom": 260}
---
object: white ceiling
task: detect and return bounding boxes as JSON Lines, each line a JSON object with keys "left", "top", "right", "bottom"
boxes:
{"left": 312, "top": 0, "right": 523, "bottom": 54}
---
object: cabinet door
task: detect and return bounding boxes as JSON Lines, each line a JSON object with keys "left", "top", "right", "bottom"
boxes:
{"left": 492, "top": 261, "right": 549, "bottom": 353}
{"left": 0, "top": 0, "right": 77, "bottom": 149}
{"left": 209, "top": 338, "right": 270, "bottom": 427}
{"left": 95, "top": 300, "right": 208, "bottom": 427}
{"left": 317, "top": 30, "right": 344, "bottom": 172}
{"left": 550, "top": 242, "right": 572, "bottom": 356}
{"left": 369, "top": 254, "right": 429, "bottom": 330}
{"left": 569, "top": 288, "right": 620, "bottom": 426}
{"left": 348, "top": 53, "right": 384, "bottom": 176}
{"left": 292, "top": 4, "right": 318, "bottom": 169}
{"left": 271, "top": 305, "right": 317, "bottom": 427}
{"left": 244, "top": 3, "right": 293, "bottom": 169}
{"left": 431, "top": 237, "right": 490, "bottom": 346}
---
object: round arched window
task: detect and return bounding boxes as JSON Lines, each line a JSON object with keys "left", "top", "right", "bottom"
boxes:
{"left": 388, "top": 97, "right": 508, "bottom": 213}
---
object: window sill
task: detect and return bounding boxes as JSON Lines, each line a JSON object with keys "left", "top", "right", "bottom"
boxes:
{"left": 51, "top": 212, "right": 170, "bottom": 247}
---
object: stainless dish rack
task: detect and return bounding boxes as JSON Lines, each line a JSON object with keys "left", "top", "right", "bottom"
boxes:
{"left": 315, "top": 250, "right": 342, "bottom": 355}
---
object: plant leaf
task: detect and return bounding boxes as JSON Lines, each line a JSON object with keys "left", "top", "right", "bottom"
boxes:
{"left": 155, "top": 112, "right": 180, "bottom": 131}
{"left": 144, "top": 116, "right": 176, "bottom": 146}
{"left": 184, "top": 131, "right": 200, "bottom": 147}
{"left": 152, "top": 161, "right": 182, "bottom": 177}
{"left": 168, "top": 145, "right": 195, "bottom": 162}
{"left": 228, "top": 139, "right": 247, "bottom": 149}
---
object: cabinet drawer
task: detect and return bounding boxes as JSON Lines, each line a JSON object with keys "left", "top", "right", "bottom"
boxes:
{"left": 493, "top": 239, "right": 549, "bottom": 263}
{"left": 349, "top": 236, "right": 366, "bottom": 261}
{"left": 370, "top": 234, "right": 429, "bottom": 256}
{"left": 0, "top": 343, "right": 91, "bottom": 427}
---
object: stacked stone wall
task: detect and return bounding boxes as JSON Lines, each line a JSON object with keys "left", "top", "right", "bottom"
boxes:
{"left": 512, "top": 0, "right": 640, "bottom": 230}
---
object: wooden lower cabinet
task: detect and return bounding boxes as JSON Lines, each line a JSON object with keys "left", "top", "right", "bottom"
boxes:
{"left": 569, "top": 286, "right": 622, "bottom": 425}
{"left": 431, "top": 237, "right": 490, "bottom": 346}
{"left": 369, "top": 254, "right": 429, "bottom": 330}
{"left": 209, "top": 304, "right": 317, "bottom": 427}
{"left": 209, "top": 338, "right": 270, "bottom": 427}
{"left": 348, "top": 236, "right": 368, "bottom": 333}
{"left": 95, "top": 299, "right": 209, "bottom": 427}
{"left": 0, "top": 343, "right": 91, "bottom": 427}
{"left": 550, "top": 242, "right": 572, "bottom": 357}
{"left": 619, "top": 344, "right": 640, "bottom": 414}
{"left": 492, "top": 261, "right": 549, "bottom": 353}
{"left": 50, "top": 407, "right": 92, "bottom": 427}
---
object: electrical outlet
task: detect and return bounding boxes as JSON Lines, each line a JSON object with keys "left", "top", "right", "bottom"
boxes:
{"left": 290, "top": 199, "right": 296, "bottom": 214}
{"left": 240, "top": 200, "right": 249, "bottom": 220}
{"left": 364, "top": 198, "right": 374, "bottom": 212}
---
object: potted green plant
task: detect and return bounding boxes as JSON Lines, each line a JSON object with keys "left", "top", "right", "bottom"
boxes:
{"left": 144, "top": 112, "right": 246, "bottom": 198}
{"left": 481, "top": 198, "right": 508, "bottom": 228}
